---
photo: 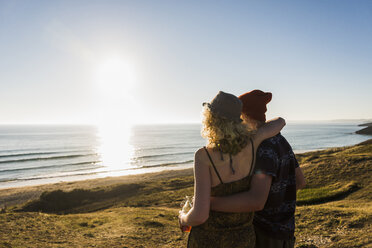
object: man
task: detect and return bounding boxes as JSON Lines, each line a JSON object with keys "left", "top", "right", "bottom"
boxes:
{"left": 210, "top": 90, "right": 306, "bottom": 248}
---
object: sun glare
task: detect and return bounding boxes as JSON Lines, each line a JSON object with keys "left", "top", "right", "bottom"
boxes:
{"left": 96, "top": 57, "right": 136, "bottom": 99}
{"left": 94, "top": 56, "right": 137, "bottom": 173}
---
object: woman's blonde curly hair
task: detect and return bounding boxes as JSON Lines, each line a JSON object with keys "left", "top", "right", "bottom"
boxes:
{"left": 201, "top": 106, "right": 255, "bottom": 155}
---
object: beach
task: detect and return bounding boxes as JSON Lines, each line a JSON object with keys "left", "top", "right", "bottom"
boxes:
{"left": 1, "top": 140, "right": 371, "bottom": 247}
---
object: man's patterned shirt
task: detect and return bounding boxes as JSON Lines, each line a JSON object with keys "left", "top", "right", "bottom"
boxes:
{"left": 253, "top": 133, "right": 299, "bottom": 240}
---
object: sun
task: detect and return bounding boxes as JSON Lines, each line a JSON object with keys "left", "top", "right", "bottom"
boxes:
{"left": 96, "top": 57, "right": 136, "bottom": 100}
{"left": 94, "top": 56, "right": 137, "bottom": 125}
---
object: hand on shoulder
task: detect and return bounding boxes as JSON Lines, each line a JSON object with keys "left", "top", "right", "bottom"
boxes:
{"left": 254, "top": 117, "right": 285, "bottom": 147}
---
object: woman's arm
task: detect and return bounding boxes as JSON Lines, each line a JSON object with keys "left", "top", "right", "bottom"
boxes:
{"left": 254, "top": 117, "right": 286, "bottom": 145}
{"left": 179, "top": 149, "right": 211, "bottom": 226}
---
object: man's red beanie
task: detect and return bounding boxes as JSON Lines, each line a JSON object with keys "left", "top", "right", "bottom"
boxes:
{"left": 238, "top": 90, "right": 272, "bottom": 122}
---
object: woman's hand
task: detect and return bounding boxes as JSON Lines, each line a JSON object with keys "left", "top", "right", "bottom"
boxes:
{"left": 178, "top": 213, "right": 191, "bottom": 232}
{"left": 178, "top": 212, "right": 185, "bottom": 225}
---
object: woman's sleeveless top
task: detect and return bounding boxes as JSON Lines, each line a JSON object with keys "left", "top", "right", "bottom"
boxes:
{"left": 187, "top": 139, "right": 256, "bottom": 248}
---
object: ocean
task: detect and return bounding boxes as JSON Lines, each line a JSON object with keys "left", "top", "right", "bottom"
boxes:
{"left": 0, "top": 122, "right": 370, "bottom": 189}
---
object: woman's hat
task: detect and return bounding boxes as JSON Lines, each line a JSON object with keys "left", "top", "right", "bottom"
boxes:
{"left": 203, "top": 91, "right": 243, "bottom": 122}
{"left": 238, "top": 90, "right": 272, "bottom": 122}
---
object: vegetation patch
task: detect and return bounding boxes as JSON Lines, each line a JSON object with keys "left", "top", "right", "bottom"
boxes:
{"left": 20, "top": 183, "right": 143, "bottom": 213}
{"left": 142, "top": 220, "right": 164, "bottom": 228}
{"left": 19, "top": 175, "right": 194, "bottom": 214}
{"left": 295, "top": 205, "right": 372, "bottom": 248}
{"left": 297, "top": 182, "right": 360, "bottom": 205}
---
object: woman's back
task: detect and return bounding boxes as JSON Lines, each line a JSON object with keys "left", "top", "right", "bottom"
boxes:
{"left": 206, "top": 140, "right": 256, "bottom": 188}
{"left": 187, "top": 141, "right": 256, "bottom": 248}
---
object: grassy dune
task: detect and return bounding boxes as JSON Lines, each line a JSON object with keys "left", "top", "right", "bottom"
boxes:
{"left": 1, "top": 140, "right": 371, "bottom": 247}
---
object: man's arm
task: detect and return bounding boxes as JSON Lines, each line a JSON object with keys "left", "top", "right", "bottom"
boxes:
{"left": 295, "top": 167, "right": 306, "bottom": 190}
{"left": 210, "top": 173, "right": 272, "bottom": 212}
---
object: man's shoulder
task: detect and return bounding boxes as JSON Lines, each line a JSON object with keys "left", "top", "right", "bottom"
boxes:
{"left": 259, "top": 133, "right": 288, "bottom": 148}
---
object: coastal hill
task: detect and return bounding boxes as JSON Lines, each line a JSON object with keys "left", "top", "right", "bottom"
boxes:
{"left": 356, "top": 121, "right": 372, "bottom": 135}
{"left": 0, "top": 140, "right": 371, "bottom": 247}
{"left": 356, "top": 126, "right": 372, "bottom": 135}
{"left": 358, "top": 122, "right": 372, "bottom": 127}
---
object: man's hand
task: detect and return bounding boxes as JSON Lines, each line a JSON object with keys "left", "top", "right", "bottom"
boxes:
{"left": 295, "top": 167, "right": 306, "bottom": 190}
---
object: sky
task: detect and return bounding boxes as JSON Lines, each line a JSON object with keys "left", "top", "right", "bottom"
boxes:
{"left": 0, "top": 0, "right": 371, "bottom": 124}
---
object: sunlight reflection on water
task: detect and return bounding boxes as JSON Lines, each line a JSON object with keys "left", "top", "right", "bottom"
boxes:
{"left": 96, "top": 122, "right": 135, "bottom": 175}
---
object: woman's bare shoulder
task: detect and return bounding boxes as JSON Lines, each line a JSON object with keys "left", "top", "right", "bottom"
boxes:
{"left": 195, "top": 147, "right": 207, "bottom": 160}
{"left": 193, "top": 147, "right": 211, "bottom": 171}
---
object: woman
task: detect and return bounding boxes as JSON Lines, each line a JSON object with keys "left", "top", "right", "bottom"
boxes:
{"left": 178, "top": 91, "right": 285, "bottom": 247}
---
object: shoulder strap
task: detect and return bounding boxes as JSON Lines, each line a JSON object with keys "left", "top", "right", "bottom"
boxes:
{"left": 203, "top": 146, "right": 223, "bottom": 184}
{"left": 248, "top": 138, "right": 256, "bottom": 177}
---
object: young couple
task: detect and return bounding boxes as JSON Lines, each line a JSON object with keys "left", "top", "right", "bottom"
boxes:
{"left": 179, "top": 90, "right": 306, "bottom": 248}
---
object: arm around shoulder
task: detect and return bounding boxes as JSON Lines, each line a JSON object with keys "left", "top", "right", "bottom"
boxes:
{"left": 254, "top": 117, "right": 286, "bottom": 145}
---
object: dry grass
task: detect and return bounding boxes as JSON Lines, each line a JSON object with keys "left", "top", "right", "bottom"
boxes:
{"left": 0, "top": 140, "right": 371, "bottom": 247}
{"left": 294, "top": 140, "right": 372, "bottom": 247}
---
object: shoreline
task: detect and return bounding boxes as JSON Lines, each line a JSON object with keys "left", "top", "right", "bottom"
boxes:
{"left": 0, "top": 147, "right": 341, "bottom": 192}
{"left": 1, "top": 139, "right": 371, "bottom": 208}
{"left": 0, "top": 162, "right": 194, "bottom": 190}
{"left": 1, "top": 122, "right": 370, "bottom": 191}
{"left": 0, "top": 141, "right": 366, "bottom": 190}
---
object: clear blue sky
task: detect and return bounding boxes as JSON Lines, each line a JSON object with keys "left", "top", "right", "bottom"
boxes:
{"left": 1, "top": 0, "right": 371, "bottom": 124}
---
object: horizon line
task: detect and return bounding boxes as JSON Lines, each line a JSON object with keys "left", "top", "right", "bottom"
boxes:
{"left": 0, "top": 118, "right": 371, "bottom": 126}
